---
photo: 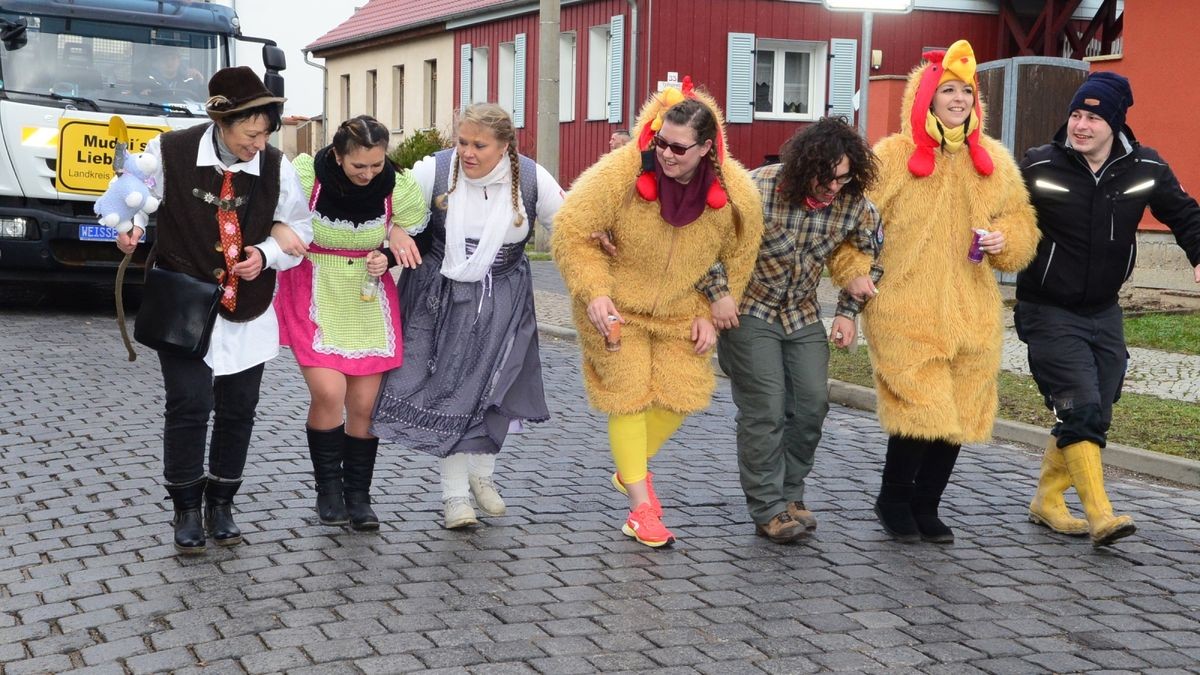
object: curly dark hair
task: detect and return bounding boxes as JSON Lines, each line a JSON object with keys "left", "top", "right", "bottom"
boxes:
{"left": 776, "top": 116, "right": 878, "bottom": 206}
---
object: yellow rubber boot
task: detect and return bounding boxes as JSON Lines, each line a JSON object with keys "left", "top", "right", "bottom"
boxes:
{"left": 1061, "top": 440, "right": 1136, "bottom": 547}
{"left": 1028, "top": 436, "right": 1089, "bottom": 535}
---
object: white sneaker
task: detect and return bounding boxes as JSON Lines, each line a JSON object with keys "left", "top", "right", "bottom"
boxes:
{"left": 443, "top": 497, "right": 478, "bottom": 529}
{"left": 469, "top": 474, "right": 507, "bottom": 516}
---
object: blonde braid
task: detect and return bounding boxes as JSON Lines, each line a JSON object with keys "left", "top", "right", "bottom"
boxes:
{"left": 508, "top": 145, "right": 524, "bottom": 228}
{"left": 709, "top": 149, "right": 743, "bottom": 238}
{"left": 434, "top": 154, "right": 461, "bottom": 211}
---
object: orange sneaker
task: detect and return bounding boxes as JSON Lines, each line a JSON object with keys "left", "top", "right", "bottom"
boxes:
{"left": 611, "top": 472, "right": 662, "bottom": 516}
{"left": 621, "top": 502, "right": 675, "bottom": 548}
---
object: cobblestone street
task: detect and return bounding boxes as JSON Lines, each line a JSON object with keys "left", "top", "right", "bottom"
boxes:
{"left": 2, "top": 300, "right": 1200, "bottom": 674}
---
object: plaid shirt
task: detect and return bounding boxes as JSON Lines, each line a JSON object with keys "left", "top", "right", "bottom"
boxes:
{"left": 701, "top": 163, "right": 883, "bottom": 333}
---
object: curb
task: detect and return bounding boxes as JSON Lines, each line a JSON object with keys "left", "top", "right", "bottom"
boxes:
{"left": 539, "top": 322, "right": 1200, "bottom": 488}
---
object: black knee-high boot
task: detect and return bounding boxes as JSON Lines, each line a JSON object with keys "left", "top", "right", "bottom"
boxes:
{"left": 165, "top": 477, "right": 207, "bottom": 555}
{"left": 874, "top": 436, "right": 926, "bottom": 542}
{"left": 911, "top": 440, "right": 961, "bottom": 543}
{"left": 307, "top": 425, "right": 349, "bottom": 526}
{"left": 204, "top": 476, "right": 243, "bottom": 546}
{"left": 343, "top": 434, "right": 380, "bottom": 531}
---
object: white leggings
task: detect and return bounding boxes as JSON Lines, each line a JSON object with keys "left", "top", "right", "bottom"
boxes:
{"left": 440, "top": 453, "right": 496, "bottom": 500}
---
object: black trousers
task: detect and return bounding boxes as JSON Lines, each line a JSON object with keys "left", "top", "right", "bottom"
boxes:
{"left": 158, "top": 352, "right": 264, "bottom": 484}
{"left": 1014, "top": 301, "right": 1127, "bottom": 447}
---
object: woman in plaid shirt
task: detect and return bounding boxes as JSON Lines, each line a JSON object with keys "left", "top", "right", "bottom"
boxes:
{"left": 710, "top": 117, "right": 884, "bottom": 543}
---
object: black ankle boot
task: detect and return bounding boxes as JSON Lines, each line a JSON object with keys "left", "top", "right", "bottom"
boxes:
{"left": 874, "top": 436, "right": 927, "bottom": 543}
{"left": 343, "top": 434, "right": 380, "bottom": 531}
{"left": 165, "top": 477, "right": 207, "bottom": 555}
{"left": 912, "top": 441, "right": 961, "bottom": 544}
{"left": 307, "top": 425, "right": 349, "bottom": 526}
{"left": 204, "top": 476, "right": 243, "bottom": 546}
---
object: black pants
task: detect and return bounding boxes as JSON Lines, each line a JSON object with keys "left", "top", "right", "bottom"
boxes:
{"left": 159, "top": 352, "right": 264, "bottom": 484}
{"left": 1014, "top": 301, "right": 1127, "bottom": 447}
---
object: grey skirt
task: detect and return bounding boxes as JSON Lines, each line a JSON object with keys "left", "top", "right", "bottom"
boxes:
{"left": 370, "top": 240, "right": 549, "bottom": 457}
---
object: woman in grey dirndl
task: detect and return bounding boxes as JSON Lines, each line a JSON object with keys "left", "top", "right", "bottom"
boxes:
{"left": 371, "top": 103, "right": 564, "bottom": 529}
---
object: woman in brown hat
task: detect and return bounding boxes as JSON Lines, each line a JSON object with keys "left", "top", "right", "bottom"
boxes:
{"left": 114, "top": 66, "right": 313, "bottom": 555}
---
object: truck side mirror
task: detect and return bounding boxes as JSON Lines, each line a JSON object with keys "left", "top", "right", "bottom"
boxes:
{"left": 263, "top": 72, "right": 284, "bottom": 98}
{"left": 0, "top": 18, "right": 27, "bottom": 51}
{"left": 262, "top": 45, "right": 286, "bottom": 72}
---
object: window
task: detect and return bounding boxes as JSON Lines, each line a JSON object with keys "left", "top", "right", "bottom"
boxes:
{"left": 586, "top": 25, "right": 610, "bottom": 120}
{"left": 392, "top": 65, "right": 405, "bottom": 131}
{"left": 498, "top": 42, "right": 515, "bottom": 115}
{"left": 366, "top": 69, "right": 377, "bottom": 117}
{"left": 340, "top": 73, "right": 350, "bottom": 120}
{"left": 559, "top": 32, "right": 576, "bottom": 122}
{"left": 752, "top": 39, "right": 826, "bottom": 121}
{"left": 472, "top": 47, "right": 489, "bottom": 103}
{"left": 424, "top": 59, "right": 437, "bottom": 127}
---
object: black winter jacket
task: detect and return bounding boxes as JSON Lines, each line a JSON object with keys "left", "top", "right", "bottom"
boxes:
{"left": 1016, "top": 124, "right": 1200, "bottom": 314}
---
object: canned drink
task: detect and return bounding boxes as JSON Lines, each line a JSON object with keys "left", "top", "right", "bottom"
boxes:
{"left": 968, "top": 229, "right": 988, "bottom": 264}
{"left": 604, "top": 315, "right": 622, "bottom": 352}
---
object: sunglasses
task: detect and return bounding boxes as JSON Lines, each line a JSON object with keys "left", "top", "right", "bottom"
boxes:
{"left": 652, "top": 135, "right": 701, "bottom": 155}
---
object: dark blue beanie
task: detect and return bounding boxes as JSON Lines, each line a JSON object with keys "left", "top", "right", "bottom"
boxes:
{"left": 1068, "top": 72, "right": 1134, "bottom": 133}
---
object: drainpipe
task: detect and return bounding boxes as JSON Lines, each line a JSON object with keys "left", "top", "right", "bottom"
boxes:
{"left": 643, "top": 0, "right": 653, "bottom": 112}
{"left": 626, "top": 0, "right": 638, "bottom": 126}
{"left": 302, "top": 48, "right": 329, "bottom": 147}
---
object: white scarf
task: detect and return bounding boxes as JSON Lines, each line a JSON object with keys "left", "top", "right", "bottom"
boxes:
{"left": 440, "top": 149, "right": 525, "bottom": 283}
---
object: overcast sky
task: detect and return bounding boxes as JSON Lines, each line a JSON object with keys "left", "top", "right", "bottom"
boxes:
{"left": 215, "top": 0, "right": 362, "bottom": 118}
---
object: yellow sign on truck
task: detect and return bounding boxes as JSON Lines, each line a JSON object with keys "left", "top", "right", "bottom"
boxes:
{"left": 55, "top": 118, "right": 168, "bottom": 196}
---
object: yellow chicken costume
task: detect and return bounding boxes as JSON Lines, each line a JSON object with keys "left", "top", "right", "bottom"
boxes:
{"left": 860, "top": 40, "right": 1039, "bottom": 543}
{"left": 552, "top": 82, "right": 763, "bottom": 548}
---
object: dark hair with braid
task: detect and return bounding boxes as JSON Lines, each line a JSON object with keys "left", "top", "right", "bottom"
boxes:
{"left": 663, "top": 98, "right": 744, "bottom": 236}
{"left": 332, "top": 114, "right": 390, "bottom": 158}
{"left": 435, "top": 103, "right": 524, "bottom": 227}
{"left": 777, "top": 116, "right": 878, "bottom": 206}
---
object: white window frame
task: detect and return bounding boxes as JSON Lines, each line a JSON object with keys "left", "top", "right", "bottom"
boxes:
{"left": 472, "top": 46, "right": 489, "bottom": 103}
{"left": 753, "top": 39, "right": 827, "bottom": 122}
{"left": 559, "top": 32, "right": 576, "bottom": 123}
{"left": 586, "top": 24, "right": 611, "bottom": 121}
{"left": 498, "top": 42, "right": 515, "bottom": 116}
{"left": 366, "top": 69, "right": 377, "bottom": 117}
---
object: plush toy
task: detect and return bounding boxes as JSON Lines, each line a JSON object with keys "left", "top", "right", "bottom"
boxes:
{"left": 94, "top": 147, "right": 160, "bottom": 234}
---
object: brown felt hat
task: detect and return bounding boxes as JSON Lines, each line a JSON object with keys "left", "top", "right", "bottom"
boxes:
{"left": 205, "top": 66, "right": 285, "bottom": 120}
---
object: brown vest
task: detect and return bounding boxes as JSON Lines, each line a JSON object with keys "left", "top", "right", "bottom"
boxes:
{"left": 154, "top": 123, "right": 282, "bottom": 322}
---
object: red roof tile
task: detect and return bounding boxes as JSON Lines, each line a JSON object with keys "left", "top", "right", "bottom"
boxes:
{"left": 307, "top": 0, "right": 518, "bottom": 52}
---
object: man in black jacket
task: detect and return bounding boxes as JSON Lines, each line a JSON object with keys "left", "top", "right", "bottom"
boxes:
{"left": 1016, "top": 71, "right": 1200, "bottom": 548}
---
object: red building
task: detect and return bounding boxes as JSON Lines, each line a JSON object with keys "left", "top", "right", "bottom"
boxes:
{"left": 312, "top": 0, "right": 1118, "bottom": 187}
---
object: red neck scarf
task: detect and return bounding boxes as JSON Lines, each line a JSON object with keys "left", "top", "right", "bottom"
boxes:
{"left": 655, "top": 154, "right": 714, "bottom": 228}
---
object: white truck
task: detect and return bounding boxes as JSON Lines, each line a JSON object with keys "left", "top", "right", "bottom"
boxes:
{"left": 0, "top": 0, "right": 285, "bottom": 284}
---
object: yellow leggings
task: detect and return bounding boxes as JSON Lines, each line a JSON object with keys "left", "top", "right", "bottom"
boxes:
{"left": 608, "top": 408, "right": 686, "bottom": 484}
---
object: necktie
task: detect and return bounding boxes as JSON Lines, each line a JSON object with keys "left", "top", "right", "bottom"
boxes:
{"left": 217, "top": 170, "right": 241, "bottom": 312}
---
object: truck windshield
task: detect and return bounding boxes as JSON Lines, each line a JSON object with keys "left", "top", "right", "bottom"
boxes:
{"left": 0, "top": 13, "right": 224, "bottom": 115}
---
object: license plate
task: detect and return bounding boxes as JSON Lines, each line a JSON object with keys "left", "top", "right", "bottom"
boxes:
{"left": 78, "top": 224, "right": 145, "bottom": 242}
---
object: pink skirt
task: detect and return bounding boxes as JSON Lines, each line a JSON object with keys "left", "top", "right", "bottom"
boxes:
{"left": 276, "top": 252, "right": 403, "bottom": 376}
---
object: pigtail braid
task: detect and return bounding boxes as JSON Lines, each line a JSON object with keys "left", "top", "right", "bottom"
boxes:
{"left": 434, "top": 154, "right": 461, "bottom": 211}
{"left": 508, "top": 145, "right": 524, "bottom": 227}
{"left": 709, "top": 149, "right": 743, "bottom": 238}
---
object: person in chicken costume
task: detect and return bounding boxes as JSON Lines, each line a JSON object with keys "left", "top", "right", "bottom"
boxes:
{"left": 859, "top": 40, "right": 1039, "bottom": 543}
{"left": 552, "top": 79, "right": 763, "bottom": 548}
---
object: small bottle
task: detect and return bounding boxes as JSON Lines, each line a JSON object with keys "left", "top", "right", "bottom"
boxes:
{"left": 604, "top": 315, "right": 622, "bottom": 352}
{"left": 360, "top": 275, "right": 381, "bottom": 302}
{"left": 968, "top": 229, "right": 989, "bottom": 264}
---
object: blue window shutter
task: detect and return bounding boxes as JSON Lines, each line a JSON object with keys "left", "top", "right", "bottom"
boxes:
{"left": 608, "top": 15, "right": 624, "bottom": 124}
{"left": 514, "top": 33, "right": 527, "bottom": 128}
{"left": 828, "top": 38, "right": 857, "bottom": 122}
{"left": 460, "top": 43, "right": 472, "bottom": 109}
{"left": 726, "top": 32, "right": 755, "bottom": 124}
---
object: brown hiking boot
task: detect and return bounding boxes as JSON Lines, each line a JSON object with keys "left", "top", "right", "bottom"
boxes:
{"left": 754, "top": 512, "right": 808, "bottom": 544}
{"left": 787, "top": 501, "right": 818, "bottom": 531}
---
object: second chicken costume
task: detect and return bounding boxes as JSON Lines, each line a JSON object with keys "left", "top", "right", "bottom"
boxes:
{"left": 861, "top": 41, "right": 1039, "bottom": 543}
{"left": 553, "top": 82, "right": 763, "bottom": 548}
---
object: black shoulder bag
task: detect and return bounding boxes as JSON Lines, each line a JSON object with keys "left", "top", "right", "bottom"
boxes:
{"left": 134, "top": 173, "right": 257, "bottom": 359}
